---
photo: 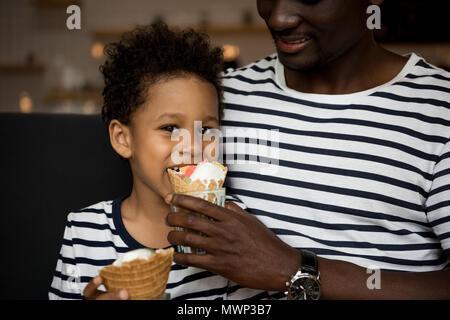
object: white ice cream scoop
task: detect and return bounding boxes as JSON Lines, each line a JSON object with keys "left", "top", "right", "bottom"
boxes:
{"left": 113, "top": 248, "right": 154, "bottom": 267}
{"left": 189, "top": 161, "right": 226, "bottom": 181}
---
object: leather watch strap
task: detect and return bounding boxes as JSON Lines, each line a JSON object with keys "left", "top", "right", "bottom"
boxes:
{"left": 300, "top": 250, "right": 318, "bottom": 276}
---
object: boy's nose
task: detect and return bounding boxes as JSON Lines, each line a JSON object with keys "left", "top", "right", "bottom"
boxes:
{"left": 179, "top": 131, "right": 203, "bottom": 164}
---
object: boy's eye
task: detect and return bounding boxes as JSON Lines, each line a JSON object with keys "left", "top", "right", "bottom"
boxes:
{"left": 201, "top": 126, "right": 214, "bottom": 134}
{"left": 162, "top": 125, "right": 179, "bottom": 132}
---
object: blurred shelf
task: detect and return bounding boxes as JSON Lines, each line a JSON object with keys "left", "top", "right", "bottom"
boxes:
{"left": 92, "top": 24, "right": 269, "bottom": 39}
{"left": 44, "top": 89, "right": 102, "bottom": 102}
{"left": 32, "top": 0, "right": 81, "bottom": 7}
{"left": 0, "top": 63, "right": 45, "bottom": 73}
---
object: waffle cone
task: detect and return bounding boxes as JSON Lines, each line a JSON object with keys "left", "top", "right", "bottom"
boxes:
{"left": 99, "top": 247, "right": 174, "bottom": 300}
{"left": 168, "top": 168, "right": 226, "bottom": 193}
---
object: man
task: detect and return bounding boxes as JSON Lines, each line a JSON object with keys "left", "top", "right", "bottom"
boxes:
{"left": 166, "top": 0, "right": 450, "bottom": 299}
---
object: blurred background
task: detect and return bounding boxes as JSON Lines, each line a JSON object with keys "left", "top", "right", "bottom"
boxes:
{"left": 0, "top": 0, "right": 449, "bottom": 115}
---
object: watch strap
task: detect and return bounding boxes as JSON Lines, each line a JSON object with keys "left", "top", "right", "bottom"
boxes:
{"left": 300, "top": 250, "right": 318, "bottom": 276}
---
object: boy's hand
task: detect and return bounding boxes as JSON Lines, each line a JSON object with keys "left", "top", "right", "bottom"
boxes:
{"left": 165, "top": 193, "right": 302, "bottom": 291}
{"left": 83, "top": 276, "right": 129, "bottom": 300}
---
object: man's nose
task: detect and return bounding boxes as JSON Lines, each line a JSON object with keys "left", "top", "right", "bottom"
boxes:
{"left": 268, "top": 0, "right": 302, "bottom": 32}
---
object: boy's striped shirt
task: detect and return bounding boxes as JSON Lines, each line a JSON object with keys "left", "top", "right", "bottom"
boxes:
{"left": 49, "top": 196, "right": 231, "bottom": 300}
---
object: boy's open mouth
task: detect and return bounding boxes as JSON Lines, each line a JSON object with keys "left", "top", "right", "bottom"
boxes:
{"left": 167, "top": 164, "right": 195, "bottom": 172}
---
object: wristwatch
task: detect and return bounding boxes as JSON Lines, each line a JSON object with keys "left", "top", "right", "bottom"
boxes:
{"left": 285, "top": 250, "right": 321, "bottom": 300}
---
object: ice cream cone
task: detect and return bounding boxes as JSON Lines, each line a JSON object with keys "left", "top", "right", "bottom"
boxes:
{"left": 168, "top": 161, "right": 227, "bottom": 205}
{"left": 168, "top": 169, "right": 225, "bottom": 192}
{"left": 99, "top": 247, "right": 174, "bottom": 300}
{"left": 168, "top": 162, "right": 227, "bottom": 254}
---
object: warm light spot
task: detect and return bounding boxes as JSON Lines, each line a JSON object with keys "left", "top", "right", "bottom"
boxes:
{"left": 19, "top": 91, "right": 33, "bottom": 113}
{"left": 91, "top": 42, "right": 104, "bottom": 59}
{"left": 83, "top": 100, "right": 97, "bottom": 114}
{"left": 222, "top": 44, "right": 240, "bottom": 62}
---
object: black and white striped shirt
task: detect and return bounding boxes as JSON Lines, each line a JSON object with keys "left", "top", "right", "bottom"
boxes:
{"left": 221, "top": 53, "right": 450, "bottom": 298}
{"left": 49, "top": 196, "right": 230, "bottom": 300}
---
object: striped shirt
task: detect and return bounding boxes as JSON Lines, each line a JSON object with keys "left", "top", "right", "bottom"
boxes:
{"left": 49, "top": 196, "right": 230, "bottom": 300}
{"left": 221, "top": 53, "right": 450, "bottom": 298}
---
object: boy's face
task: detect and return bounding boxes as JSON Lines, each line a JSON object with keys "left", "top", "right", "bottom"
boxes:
{"left": 257, "top": 0, "right": 371, "bottom": 71}
{"left": 126, "top": 75, "right": 220, "bottom": 198}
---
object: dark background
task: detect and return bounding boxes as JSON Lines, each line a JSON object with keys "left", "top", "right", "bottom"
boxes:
{"left": 376, "top": 0, "right": 450, "bottom": 42}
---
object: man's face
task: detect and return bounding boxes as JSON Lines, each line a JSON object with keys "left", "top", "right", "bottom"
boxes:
{"left": 257, "top": 0, "right": 371, "bottom": 71}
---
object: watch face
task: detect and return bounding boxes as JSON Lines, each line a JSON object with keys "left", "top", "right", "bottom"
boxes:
{"left": 289, "top": 276, "right": 321, "bottom": 300}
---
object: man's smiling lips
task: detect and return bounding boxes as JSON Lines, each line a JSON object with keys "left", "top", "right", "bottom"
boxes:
{"left": 275, "top": 35, "right": 313, "bottom": 54}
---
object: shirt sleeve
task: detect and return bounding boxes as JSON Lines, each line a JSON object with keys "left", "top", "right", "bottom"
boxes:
{"left": 225, "top": 194, "right": 248, "bottom": 211}
{"left": 425, "top": 139, "right": 450, "bottom": 255}
{"left": 48, "top": 212, "right": 84, "bottom": 300}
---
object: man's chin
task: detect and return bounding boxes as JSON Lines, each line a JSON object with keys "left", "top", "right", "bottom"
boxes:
{"left": 278, "top": 53, "right": 323, "bottom": 73}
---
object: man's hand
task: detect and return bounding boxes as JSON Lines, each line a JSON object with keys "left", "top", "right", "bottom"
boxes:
{"left": 165, "top": 193, "right": 302, "bottom": 291}
{"left": 83, "top": 276, "right": 129, "bottom": 300}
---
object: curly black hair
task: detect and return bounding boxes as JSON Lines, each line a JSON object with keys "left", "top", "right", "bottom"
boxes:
{"left": 100, "top": 22, "right": 224, "bottom": 126}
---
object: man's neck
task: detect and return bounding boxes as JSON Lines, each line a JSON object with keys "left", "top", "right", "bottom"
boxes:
{"left": 284, "top": 34, "right": 407, "bottom": 95}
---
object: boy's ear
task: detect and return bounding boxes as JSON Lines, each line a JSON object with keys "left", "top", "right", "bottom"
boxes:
{"left": 109, "top": 119, "right": 132, "bottom": 159}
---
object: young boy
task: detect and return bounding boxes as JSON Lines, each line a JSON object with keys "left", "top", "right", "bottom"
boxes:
{"left": 49, "top": 22, "right": 228, "bottom": 300}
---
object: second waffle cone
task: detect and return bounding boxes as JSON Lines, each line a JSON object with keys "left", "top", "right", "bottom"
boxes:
{"left": 99, "top": 247, "right": 174, "bottom": 300}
